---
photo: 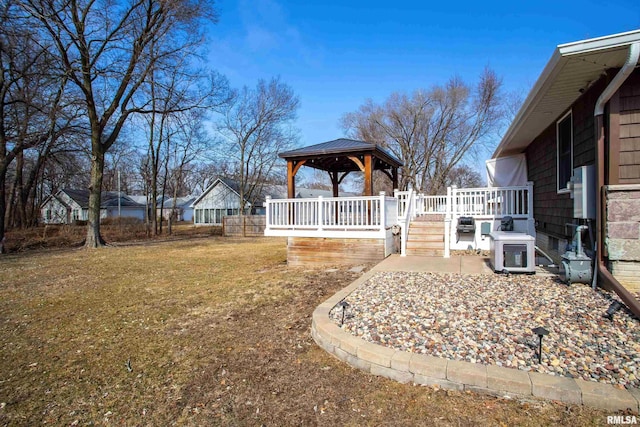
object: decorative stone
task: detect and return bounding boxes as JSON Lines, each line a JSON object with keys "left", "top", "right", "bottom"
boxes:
{"left": 329, "top": 271, "right": 640, "bottom": 388}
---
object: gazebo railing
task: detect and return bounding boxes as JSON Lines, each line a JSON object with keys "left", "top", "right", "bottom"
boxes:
{"left": 265, "top": 192, "right": 398, "bottom": 238}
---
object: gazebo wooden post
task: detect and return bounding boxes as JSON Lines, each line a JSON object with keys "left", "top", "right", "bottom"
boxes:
{"left": 364, "top": 154, "right": 373, "bottom": 196}
{"left": 287, "top": 160, "right": 296, "bottom": 198}
{"left": 392, "top": 167, "right": 398, "bottom": 191}
{"left": 287, "top": 160, "right": 296, "bottom": 224}
{"left": 364, "top": 154, "right": 373, "bottom": 223}
{"left": 287, "top": 160, "right": 305, "bottom": 224}
{"left": 329, "top": 171, "right": 339, "bottom": 224}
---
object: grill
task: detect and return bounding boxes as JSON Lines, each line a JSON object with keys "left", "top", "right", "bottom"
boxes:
{"left": 456, "top": 216, "right": 476, "bottom": 233}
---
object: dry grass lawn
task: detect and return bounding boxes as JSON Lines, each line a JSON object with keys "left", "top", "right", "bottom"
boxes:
{"left": 0, "top": 238, "right": 616, "bottom": 425}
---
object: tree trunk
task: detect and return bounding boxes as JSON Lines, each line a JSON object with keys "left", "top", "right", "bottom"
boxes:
{"left": 151, "top": 172, "right": 158, "bottom": 235}
{"left": 22, "top": 152, "right": 46, "bottom": 227}
{"left": 85, "top": 151, "right": 106, "bottom": 248}
{"left": 13, "top": 151, "right": 25, "bottom": 228}
{"left": 0, "top": 171, "right": 5, "bottom": 254}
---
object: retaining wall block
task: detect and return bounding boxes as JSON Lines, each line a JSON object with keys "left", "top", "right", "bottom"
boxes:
{"left": 575, "top": 379, "right": 639, "bottom": 412}
{"left": 529, "top": 372, "right": 581, "bottom": 405}
{"left": 370, "top": 364, "right": 414, "bottom": 384}
{"left": 413, "top": 374, "right": 464, "bottom": 391}
{"left": 311, "top": 327, "right": 334, "bottom": 354}
{"left": 390, "top": 351, "right": 412, "bottom": 372}
{"left": 357, "top": 341, "right": 395, "bottom": 368}
{"left": 447, "top": 360, "right": 487, "bottom": 388}
{"left": 486, "top": 365, "right": 532, "bottom": 396}
{"left": 339, "top": 334, "right": 362, "bottom": 356}
{"left": 410, "top": 354, "right": 447, "bottom": 379}
{"left": 334, "top": 347, "right": 372, "bottom": 373}
{"left": 627, "top": 388, "right": 640, "bottom": 413}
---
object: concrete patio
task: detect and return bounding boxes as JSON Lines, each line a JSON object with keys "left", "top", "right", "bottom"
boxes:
{"left": 371, "top": 254, "right": 493, "bottom": 274}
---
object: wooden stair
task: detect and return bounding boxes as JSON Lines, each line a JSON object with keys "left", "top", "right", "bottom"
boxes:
{"left": 405, "top": 216, "right": 445, "bottom": 257}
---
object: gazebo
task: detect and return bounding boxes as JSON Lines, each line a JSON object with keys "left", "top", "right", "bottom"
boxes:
{"left": 278, "top": 138, "right": 402, "bottom": 198}
{"left": 265, "top": 138, "right": 404, "bottom": 266}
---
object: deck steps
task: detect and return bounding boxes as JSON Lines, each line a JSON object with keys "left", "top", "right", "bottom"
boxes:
{"left": 405, "top": 218, "right": 445, "bottom": 257}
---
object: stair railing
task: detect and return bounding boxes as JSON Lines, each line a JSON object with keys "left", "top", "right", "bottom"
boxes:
{"left": 399, "top": 188, "right": 414, "bottom": 257}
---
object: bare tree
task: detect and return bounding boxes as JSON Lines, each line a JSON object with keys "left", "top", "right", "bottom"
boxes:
{"left": 342, "top": 68, "right": 503, "bottom": 194}
{"left": 185, "top": 161, "right": 234, "bottom": 195}
{"left": 217, "top": 77, "right": 299, "bottom": 222}
{"left": 0, "top": 0, "right": 80, "bottom": 250}
{"left": 145, "top": 69, "right": 228, "bottom": 235}
{"left": 20, "top": 0, "right": 216, "bottom": 247}
{"left": 445, "top": 164, "right": 484, "bottom": 188}
{"left": 165, "top": 110, "right": 210, "bottom": 234}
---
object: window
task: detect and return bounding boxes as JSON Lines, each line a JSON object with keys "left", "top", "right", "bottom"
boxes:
{"left": 557, "top": 111, "right": 573, "bottom": 193}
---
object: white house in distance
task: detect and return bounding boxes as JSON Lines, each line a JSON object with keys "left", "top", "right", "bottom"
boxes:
{"left": 191, "top": 178, "right": 245, "bottom": 226}
{"left": 41, "top": 189, "right": 146, "bottom": 224}
{"left": 191, "top": 177, "right": 357, "bottom": 226}
{"left": 157, "top": 196, "right": 196, "bottom": 222}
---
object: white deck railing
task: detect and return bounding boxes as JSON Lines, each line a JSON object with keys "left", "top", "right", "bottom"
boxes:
{"left": 397, "top": 189, "right": 414, "bottom": 256}
{"left": 395, "top": 191, "right": 449, "bottom": 217}
{"left": 396, "top": 184, "right": 533, "bottom": 219}
{"left": 264, "top": 183, "right": 534, "bottom": 257}
{"left": 264, "top": 192, "right": 398, "bottom": 239}
{"left": 451, "top": 185, "right": 532, "bottom": 218}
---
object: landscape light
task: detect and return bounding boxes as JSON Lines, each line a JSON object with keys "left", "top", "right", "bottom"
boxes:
{"left": 338, "top": 300, "right": 350, "bottom": 326}
{"left": 604, "top": 301, "right": 623, "bottom": 321}
{"left": 531, "top": 326, "right": 549, "bottom": 364}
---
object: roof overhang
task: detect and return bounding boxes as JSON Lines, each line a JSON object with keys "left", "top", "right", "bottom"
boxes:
{"left": 493, "top": 29, "right": 640, "bottom": 158}
{"left": 279, "top": 138, "right": 403, "bottom": 173}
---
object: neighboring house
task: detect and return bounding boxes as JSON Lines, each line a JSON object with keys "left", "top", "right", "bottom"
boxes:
{"left": 492, "top": 30, "right": 640, "bottom": 294}
{"left": 41, "top": 189, "right": 146, "bottom": 224}
{"left": 157, "top": 196, "right": 196, "bottom": 222}
{"left": 191, "top": 177, "right": 356, "bottom": 226}
{"left": 191, "top": 178, "right": 246, "bottom": 225}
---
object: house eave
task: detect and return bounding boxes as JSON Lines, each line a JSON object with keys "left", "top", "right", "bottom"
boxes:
{"left": 493, "top": 29, "right": 640, "bottom": 159}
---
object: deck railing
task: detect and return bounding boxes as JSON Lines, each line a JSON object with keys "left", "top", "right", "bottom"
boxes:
{"left": 265, "top": 192, "right": 398, "bottom": 238}
{"left": 395, "top": 190, "right": 449, "bottom": 217}
{"left": 264, "top": 183, "right": 534, "bottom": 257}
{"left": 397, "top": 184, "right": 533, "bottom": 219}
{"left": 451, "top": 185, "right": 532, "bottom": 218}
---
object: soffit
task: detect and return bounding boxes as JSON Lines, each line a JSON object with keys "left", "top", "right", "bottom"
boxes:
{"left": 494, "top": 30, "right": 640, "bottom": 158}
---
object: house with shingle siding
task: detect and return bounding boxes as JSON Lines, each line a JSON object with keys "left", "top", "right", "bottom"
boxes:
{"left": 492, "top": 29, "right": 640, "bottom": 297}
{"left": 41, "top": 189, "right": 146, "bottom": 224}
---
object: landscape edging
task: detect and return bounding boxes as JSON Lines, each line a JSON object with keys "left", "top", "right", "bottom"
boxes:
{"left": 311, "top": 270, "right": 640, "bottom": 413}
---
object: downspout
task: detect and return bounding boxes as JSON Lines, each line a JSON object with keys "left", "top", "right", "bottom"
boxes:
{"left": 594, "top": 41, "right": 640, "bottom": 318}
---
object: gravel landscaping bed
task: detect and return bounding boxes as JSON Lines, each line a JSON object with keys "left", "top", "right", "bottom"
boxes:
{"left": 329, "top": 271, "right": 640, "bottom": 389}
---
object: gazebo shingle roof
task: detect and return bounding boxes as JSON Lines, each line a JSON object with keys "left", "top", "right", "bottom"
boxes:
{"left": 279, "top": 138, "right": 402, "bottom": 169}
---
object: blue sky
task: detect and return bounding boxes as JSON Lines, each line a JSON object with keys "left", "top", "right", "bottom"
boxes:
{"left": 206, "top": 0, "right": 639, "bottom": 165}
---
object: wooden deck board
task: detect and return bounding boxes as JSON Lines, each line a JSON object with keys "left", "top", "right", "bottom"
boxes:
{"left": 287, "top": 237, "right": 386, "bottom": 266}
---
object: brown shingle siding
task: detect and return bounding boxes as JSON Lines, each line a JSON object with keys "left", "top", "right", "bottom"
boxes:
{"left": 620, "top": 123, "right": 640, "bottom": 138}
{"left": 618, "top": 70, "right": 640, "bottom": 184}
{"left": 621, "top": 137, "right": 640, "bottom": 152}
{"left": 525, "top": 77, "right": 606, "bottom": 239}
{"left": 621, "top": 97, "right": 640, "bottom": 110}
{"left": 620, "top": 111, "right": 640, "bottom": 124}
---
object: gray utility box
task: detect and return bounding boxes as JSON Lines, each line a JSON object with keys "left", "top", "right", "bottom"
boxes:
{"left": 561, "top": 251, "right": 592, "bottom": 284}
{"left": 489, "top": 231, "right": 536, "bottom": 274}
{"left": 571, "top": 165, "right": 595, "bottom": 219}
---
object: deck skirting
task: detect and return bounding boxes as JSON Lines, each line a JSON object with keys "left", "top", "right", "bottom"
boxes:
{"left": 287, "top": 235, "right": 395, "bottom": 266}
